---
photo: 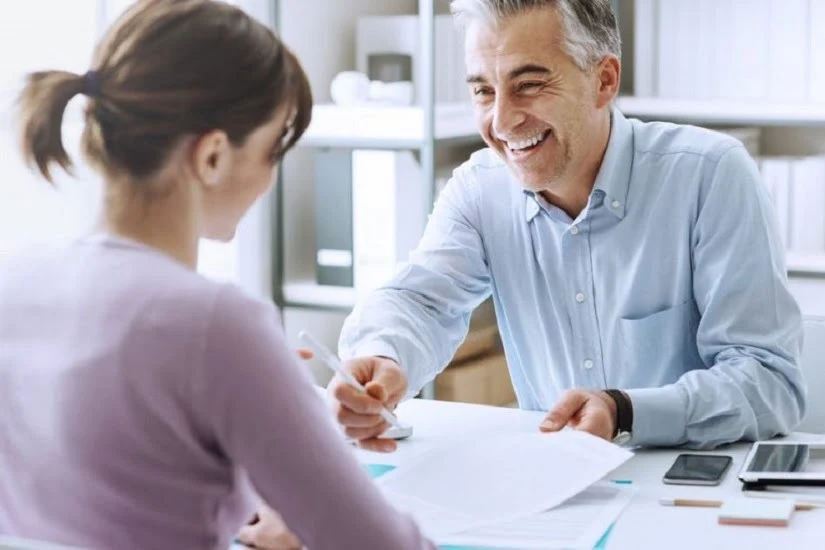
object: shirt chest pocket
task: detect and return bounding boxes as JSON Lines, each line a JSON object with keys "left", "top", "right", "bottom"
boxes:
{"left": 618, "top": 301, "right": 703, "bottom": 382}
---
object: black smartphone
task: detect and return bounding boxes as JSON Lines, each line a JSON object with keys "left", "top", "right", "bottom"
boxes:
{"left": 662, "top": 453, "right": 733, "bottom": 486}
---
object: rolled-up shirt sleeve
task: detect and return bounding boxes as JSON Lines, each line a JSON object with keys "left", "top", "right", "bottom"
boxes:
{"left": 627, "top": 145, "right": 806, "bottom": 449}
{"left": 339, "top": 169, "right": 493, "bottom": 397}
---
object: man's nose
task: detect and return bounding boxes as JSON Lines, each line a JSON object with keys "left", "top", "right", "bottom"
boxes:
{"left": 492, "top": 93, "right": 526, "bottom": 138}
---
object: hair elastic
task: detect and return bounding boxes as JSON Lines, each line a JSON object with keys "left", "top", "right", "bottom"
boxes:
{"left": 82, "top": 70, "right": 100, "bottom": 97}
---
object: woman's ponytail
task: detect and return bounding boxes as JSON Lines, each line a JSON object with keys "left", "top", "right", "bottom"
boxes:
{"left": 17, "top": 71, "right": 85, "bottom": 183}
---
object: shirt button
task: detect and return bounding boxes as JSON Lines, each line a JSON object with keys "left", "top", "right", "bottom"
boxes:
{"left": 570, "top": 225, "right": 579, "bottom": 235}
{"left": 611, "top": 200, "right": 620, "bottom": 209}
{"left": 584, "top": 359, "right": 594, "bottom": 370}
{"left": 575, "top": 292, "right": 585, "bottom": 303}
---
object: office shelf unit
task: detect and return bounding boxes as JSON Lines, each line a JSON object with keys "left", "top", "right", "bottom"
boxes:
{"left": 300, "top": 103, "right": 480, "bottom": 149}
{"left": 271, "top": 0, "right": 825, "bottom": 361}
{"left": 278, "top": 106, "right": 825, "bottom": 315}
{"left": 616, "top": 97, "right": 825, "bottom": 129}
{"left": 271, "top": 1, "right": 484, "bottom": 397}
{"left": 621, "top": 0, "right": 825, "bottom": 316}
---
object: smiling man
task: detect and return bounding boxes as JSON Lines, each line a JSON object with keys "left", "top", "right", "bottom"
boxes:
{"left": 329, "top": 0, "right": 806, "bottom": 451}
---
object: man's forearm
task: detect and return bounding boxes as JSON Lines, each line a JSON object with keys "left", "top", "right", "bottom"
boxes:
{"left": 624, "top": 355, "right": 804, "bottom": 449}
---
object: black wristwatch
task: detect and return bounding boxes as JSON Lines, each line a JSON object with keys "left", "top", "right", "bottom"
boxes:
{"left": 603, "top": 389, "right": 633, "bottom": 445}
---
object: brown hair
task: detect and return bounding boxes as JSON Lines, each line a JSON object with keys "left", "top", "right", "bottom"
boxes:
{"left": 17, "top": 0, "right": 312, "bottom": 184}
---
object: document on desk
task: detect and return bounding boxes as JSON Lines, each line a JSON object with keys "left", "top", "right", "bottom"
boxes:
{"left": 439, "top": 481, "right": 636, "bottom": 549}
{"left": 375, "top": 430, "right": 633, "bottom": 538}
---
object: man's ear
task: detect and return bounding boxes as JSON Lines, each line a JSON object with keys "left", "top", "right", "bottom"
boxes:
{"left": 191, "top": 130, "right": 232, "bottom": 189}
{"left": 594, "top": 54, "right": 621, "bottom": 108}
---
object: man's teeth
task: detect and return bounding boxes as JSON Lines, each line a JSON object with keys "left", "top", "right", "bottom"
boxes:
{"left": 509, "top": 131, "right": 548, "bottom": 151}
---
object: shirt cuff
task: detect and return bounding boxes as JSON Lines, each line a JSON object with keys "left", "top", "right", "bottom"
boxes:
{"left": 625, "top": 385, "right": 689, "bottom": 447}
{"left": 340, "top": 340, "right": 401, "bottom": 364}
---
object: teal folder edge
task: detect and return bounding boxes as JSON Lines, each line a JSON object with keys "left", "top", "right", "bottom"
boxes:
{"left": 363, "top": 463, "right": 397, "bottom": 478}
{"left": 365, "top": 464, "right": 630, "bottom": 550}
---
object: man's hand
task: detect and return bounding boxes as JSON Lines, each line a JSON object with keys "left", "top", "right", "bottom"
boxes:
{"left": 327, "top": 356, "right": 408, "bottom": 453}
{"left": 539, "top": 389, "right": 617, "bottom": 441}
{"left": 237, "top": 505, "right": 302, "bottom": 549}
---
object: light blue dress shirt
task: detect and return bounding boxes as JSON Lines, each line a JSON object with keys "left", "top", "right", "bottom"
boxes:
{"left": 339, "top": 109, "right": 807, "bottom": 449}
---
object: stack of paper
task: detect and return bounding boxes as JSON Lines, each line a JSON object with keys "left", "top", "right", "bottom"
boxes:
{"left": 374, "top": 430, "right": 634, "bottom": 540}
{"left": 440, "top": 481, "right": 637, "bottom": 549}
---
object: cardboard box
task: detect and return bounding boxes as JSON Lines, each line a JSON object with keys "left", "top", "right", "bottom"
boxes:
{"left": 451, "top": 325, "right": 500, "bottom": 364}
{"left": 451, "top": 298, "right": 499, "bottom": 363}
{"left": 436, "top": 350, "right": 515, "bottom": 406}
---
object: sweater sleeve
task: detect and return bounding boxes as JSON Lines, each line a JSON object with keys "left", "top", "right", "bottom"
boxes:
{"left": 193, "top": 285, "right": 434, "bottom": 550}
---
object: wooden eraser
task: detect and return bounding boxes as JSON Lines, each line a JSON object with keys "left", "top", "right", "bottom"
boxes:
{"left": 718, "top": 498, "right": 795, "bottom": 527}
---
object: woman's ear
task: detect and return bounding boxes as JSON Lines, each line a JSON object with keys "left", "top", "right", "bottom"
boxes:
{"left": 191, "top": 129, "right": 232, "bottom": 189}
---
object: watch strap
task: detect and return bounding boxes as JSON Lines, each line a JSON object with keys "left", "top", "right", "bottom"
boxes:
{"left": 604, "top": 389, "right": 633, "bottom": 438}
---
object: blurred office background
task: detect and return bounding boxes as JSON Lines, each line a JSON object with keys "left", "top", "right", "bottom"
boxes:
{"left": 2, "top": 0, "right": 824, "bottom": 407}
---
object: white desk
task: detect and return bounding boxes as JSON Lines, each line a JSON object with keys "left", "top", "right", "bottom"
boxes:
{"left": 355, "top": 398, "right": 824, "bottom": 550}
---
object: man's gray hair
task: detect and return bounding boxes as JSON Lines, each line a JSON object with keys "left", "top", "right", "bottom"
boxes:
{"left": 450, "top": 0, "right": 621, "bottom": 71}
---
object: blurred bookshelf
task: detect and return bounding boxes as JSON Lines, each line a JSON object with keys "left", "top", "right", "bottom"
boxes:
{"left": 616, "top": 97, "right": 825, "bottom": 128}
{"left": 300, "top": 103, "right": 480, "bottom": 149}
{"left": 786, "top": 253, "right": 825, "bottom": 276}
{"left": 283, "top": 279, "right": 358, "bottom": 311}
{"left": 273, "top": 0, "right": 487, "bottom": 398}
{"left": 275, "top": 0, "right": 825, "bottom": 351}
{"left": 625, "top": 0, "right": 825, "bottom": 283}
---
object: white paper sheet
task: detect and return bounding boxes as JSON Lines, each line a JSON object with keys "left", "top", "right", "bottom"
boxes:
{"left": 375, "top": 430, "right": 633, "bottom": 536}
{"left": 439, "top": 481, "right": 636, "bottom": 549}
{"left": 381, "top": 490, "right": 482, "bottom": 540}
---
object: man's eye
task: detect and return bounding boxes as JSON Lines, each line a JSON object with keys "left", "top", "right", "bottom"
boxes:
{"left": 518, "top": 82, "right": 542, "bottom": 92}
{"left": 473, "top": 87, "right": 493, "bottom": 96}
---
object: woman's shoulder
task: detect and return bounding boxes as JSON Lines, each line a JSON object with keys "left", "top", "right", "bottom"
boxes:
{"left": 0, "top": 236, "right": 275, "bottom": 340}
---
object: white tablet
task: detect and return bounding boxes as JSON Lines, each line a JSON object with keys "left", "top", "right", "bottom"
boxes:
{"left": 739, "top": 441, "right": 825, "bottom": 486}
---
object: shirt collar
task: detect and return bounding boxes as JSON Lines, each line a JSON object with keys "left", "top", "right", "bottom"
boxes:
{"left": 523, "top": 107, "right": 633, "bottom": 222}
{"left": 592, "top": 108, "right": 633, "bottom": 220}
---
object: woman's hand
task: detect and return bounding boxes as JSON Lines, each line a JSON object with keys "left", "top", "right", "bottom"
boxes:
{"left": 237, "top": 505, "right": 302, "bottom": 549}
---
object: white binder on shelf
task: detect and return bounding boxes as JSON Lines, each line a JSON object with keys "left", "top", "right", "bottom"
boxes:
{"left": 438, "top": 16, "right": 468, "bottom": 104}
{"left": 695, "top": 0, "right": 717, "bottom": 100}
{"left": 809, "top": 0, "right": 825, "bottom": 104}
{"left": 759, "top": 157, "right": 793, "bottom": 249}
{"left": 351, "top": 150, "right": 426, "bottom": 296}
{"left": 789, "top": 156, "right": 825, "bottom": 255}
{"left": 712, "top": 0, "right": 737, "bottom": 99}
{"left": 677, "top": 1, "right": 701, "bottom": 100}
{"left": 767, "top": 0, "right": 808, "bottom": 103}
{"left": 633, "top": 0, "right": 657, "bottom": 97}
{"left": 731, "top": 0, "right": 769, "bottom": 101}
{"left": 655, "top": 0, "right": 681, "bottom": 98}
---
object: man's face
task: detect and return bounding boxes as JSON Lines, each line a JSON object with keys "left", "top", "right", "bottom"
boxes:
{"left": 464, "top": 7, "right": 603, "bottom": 192}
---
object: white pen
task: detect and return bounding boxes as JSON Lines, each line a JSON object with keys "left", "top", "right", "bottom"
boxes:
{"left": 298, "top": 330, "right": 402, "bottom": 429}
